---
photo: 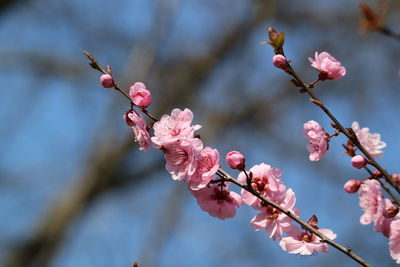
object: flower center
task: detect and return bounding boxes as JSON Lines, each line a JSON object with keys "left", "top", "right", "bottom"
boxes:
{"left": 252, "top": 176, "right": 268, "bottom": 192}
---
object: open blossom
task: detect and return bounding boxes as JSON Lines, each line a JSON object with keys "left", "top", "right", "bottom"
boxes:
{"left": 238, "top": 163, "right": 286, "bottom": 207}
{"left": 390, "top": 219, "right": 400, "bottom": 263}
{"left": 358, "top": 179, "right": 385, "bottom": 225}
{"left": 161, "top": 138, "right": 203, "bottom": 181}
{"left": 187, "top": 147, "right": 220, "bottom": 190}
{"left": 251, "top": 189, "right": 298, "bottom": 240}
{"left": 352, "top": 121, "right": 386, "bottom": 158}
{"left": 129, "top": 82, "right": 152, "bottom": 108}
{"left": 303, "top": 120, "right": 328, "bottom": 161}
{"left": 308, "top": 51, "right": 346, "bottom": 80}
{"left": 191, "top": 183, "right": 242, "bottom": 220}
{"left": 152, "top": 108, "right": 201, "bottom": 145}
{"left": 124, "top": 110, "right": 151, "bottom": 151}
{"left": 279, "top": 226, "right": 336, "bottom": 255}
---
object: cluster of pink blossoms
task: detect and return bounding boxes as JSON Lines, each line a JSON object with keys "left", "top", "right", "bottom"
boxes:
{"left": 118, "top": 81, "right": 336, "bottom": 255}
{"left": 238, "top": 163, "right": 336, "bottom": 254}
{"left": 345, "top": 179, "right": 400, "bottom": 262}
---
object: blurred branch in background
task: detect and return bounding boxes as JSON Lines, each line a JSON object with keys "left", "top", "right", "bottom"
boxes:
{"left": 359, "top": 2, "right": 400, "bottom": 41}
{"left": 0, "top": 0, "right": 25, "bottom": 14}
{"left": 2, "top": 0, "right": 400, "bottom": 266}
{"left": 4, "top": 1, "right": 275, "bottom": 266}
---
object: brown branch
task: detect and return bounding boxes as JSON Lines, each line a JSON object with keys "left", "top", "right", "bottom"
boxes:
{"left": 282, "top": 57, "right": 400, "bottom": 195}
{"left": 217, "top": 168, "right": 372, "bottom": 267}
{"left": 85, "top": 53, "right": 372, "bottom": 267}
{"left": 364, "top": 166, "right": 400, "bottom": 206}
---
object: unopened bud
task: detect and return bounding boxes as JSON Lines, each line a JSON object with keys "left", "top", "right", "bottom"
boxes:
{"left": 373, "top": 170, "right": 383, "bottom": 178}
{"left": 392, "top": 174, "right": 400, "bottom": 186}
{"left": 343, "top": 179, "right": 362, "bottom": 193}
{"left": 384, "top": 206, "right": 399, "bottom": 218}
{"left": 226, "top": 151, "right": 245, "bottom": 171}
{"left": 351, "top": 155, "right": 368, "bottom": 169}
{"left": 124, "top": 110, "right": 135, "bottom": 127}
{"left": 273, "top": 54, "right": 289, "bottom": 71}
{"left": 268, "top": 27, "right": 278, "bottom": 42}
{"left": 100, "top": 74, "right": 114, "bottom": 88}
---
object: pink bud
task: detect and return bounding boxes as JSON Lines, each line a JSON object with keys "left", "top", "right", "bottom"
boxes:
{"left": 351, "top": 155, "right": 367, "bottom": 169}
{"left": 385, "top": 206, "right": 399, "bottom": 218}
{"left": 129, "top": 82, "right": 152, "bottom": 108}
{"left": 226, "top": 151, "right": 245, "bottom": 170}
{"left": 343, "top": 179, "right": 362, "bottom": 193}
{"left": 392, "top": 174, "right": 400, "bottom": 186}
{"left": 99, "top": 74, "right": 114, "bottom": 88}
{"left": 123, "top": 110, "right": 135, "bottom": 127}
{"left": 372, "top": 170, "right": 383, "bottom": 178}
{"left": 273, "top": 54, "right": 289, "bottom": 71}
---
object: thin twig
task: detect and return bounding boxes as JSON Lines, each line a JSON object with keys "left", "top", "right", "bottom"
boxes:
{"left": 378, "top": 27, "right": 400, "bottom": 41}
{"left": 364, "top": 166, "right": 400, "bottom": 206}
{"left": 83, "top": 51, "right": 158, "bottom": 122}
{"left": 85, "top": 53, "right": 372, "bottom": 267}
{"left": 216, "top": 169, "right": 372, "bottom": 267}
{"left": 284, "top": 61, "right": 400, "bottom": 195}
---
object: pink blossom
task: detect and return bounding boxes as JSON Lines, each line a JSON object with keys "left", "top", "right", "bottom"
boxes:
{"left": 191, "top": 183, "right": 242, "bottom": 220}
{"left": 129, "top": 82, "right": 152, "bottom": 108}
{"left": 375, "top": 216, "right": 393, "bottom": 238}
{"left": 251, "top": 189, "right": 298, "bottom": 240}
{"left": 375, "top": 198, "right": 398, "bottom": 238}
{"left": 124, "top": 110, "right": 151, "bottom": 151}
{"left": 352, "top": 121, "right": 386, "bottom": 158}
{"left": 343, "top": 179, "right": 362, "bottom": 194}
{"left": 303, "top": 120, "right": 328, "bottom": 161}
{"left": 389, "top": 219, "right": 400, "bottom": 263}
{"left": 226, "top": 151, "right": 245, "bottom": 170}
{"left": 273, "top": 54, "right": 289, "bottom": 71}
{"left": 187, "top": 147, "right": 220, "bottom": 190}
{"left": 308, "top": 51, "right": 346, "bottom": 80}
{"left": 358, "top": 179, "right": 385, "bottom": 225}
{"left": 351, "top": 155, "right": 368, "bottom": 169}
{"left": 238, "top": 163, "right": 286, "bottom": 207}
{"left": 279, "top": 227, "right": 337, "bottom": 255}
{"left": 152, "top": 108, "right": 201, "bottom": 145}
{"left": 161, "top": 138, "right": 203, "bottom": 181}
{"left": 99, "top": 74, "right": 114, "bottom": 88}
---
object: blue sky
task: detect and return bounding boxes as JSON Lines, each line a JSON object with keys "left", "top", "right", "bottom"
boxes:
{"left": 1, "top": 0, "right": 400, "bottom": 266}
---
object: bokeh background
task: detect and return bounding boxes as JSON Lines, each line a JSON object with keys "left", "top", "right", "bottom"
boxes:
{"left": 1, "top": 0, "right": 400, "bottom": 266}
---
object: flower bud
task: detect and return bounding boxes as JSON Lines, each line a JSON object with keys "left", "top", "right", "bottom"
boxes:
{"left": 372, "top": 170, "right": 383, "bottom": 178}
{"left": 273, "top": 54, "right": 289, "bottom": 71}
{"left": 351, "top": 155, "right": 367, "bottom": 169}
{"left": 226, "top": 151, "right": 245, "bottom": 171}
{"left": 129, "top": 82, "right": 152, "bottom": 108}
{"left": 123, "top": 110, "right": 136, "bottom": 127}
{"left": 100, "top": 74, "right": 114, "bottom": 88}
{"left": 268, "top": 27, "right": 278, "bottom": 42}
{"left": 343, "top": 179, "right": 362, "bottom": 193}
{"left": 392, "top": 174, "right": 400, "bottom": 186}
{"left": 384, "top": 206, "right": 399, "bottom": 218}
